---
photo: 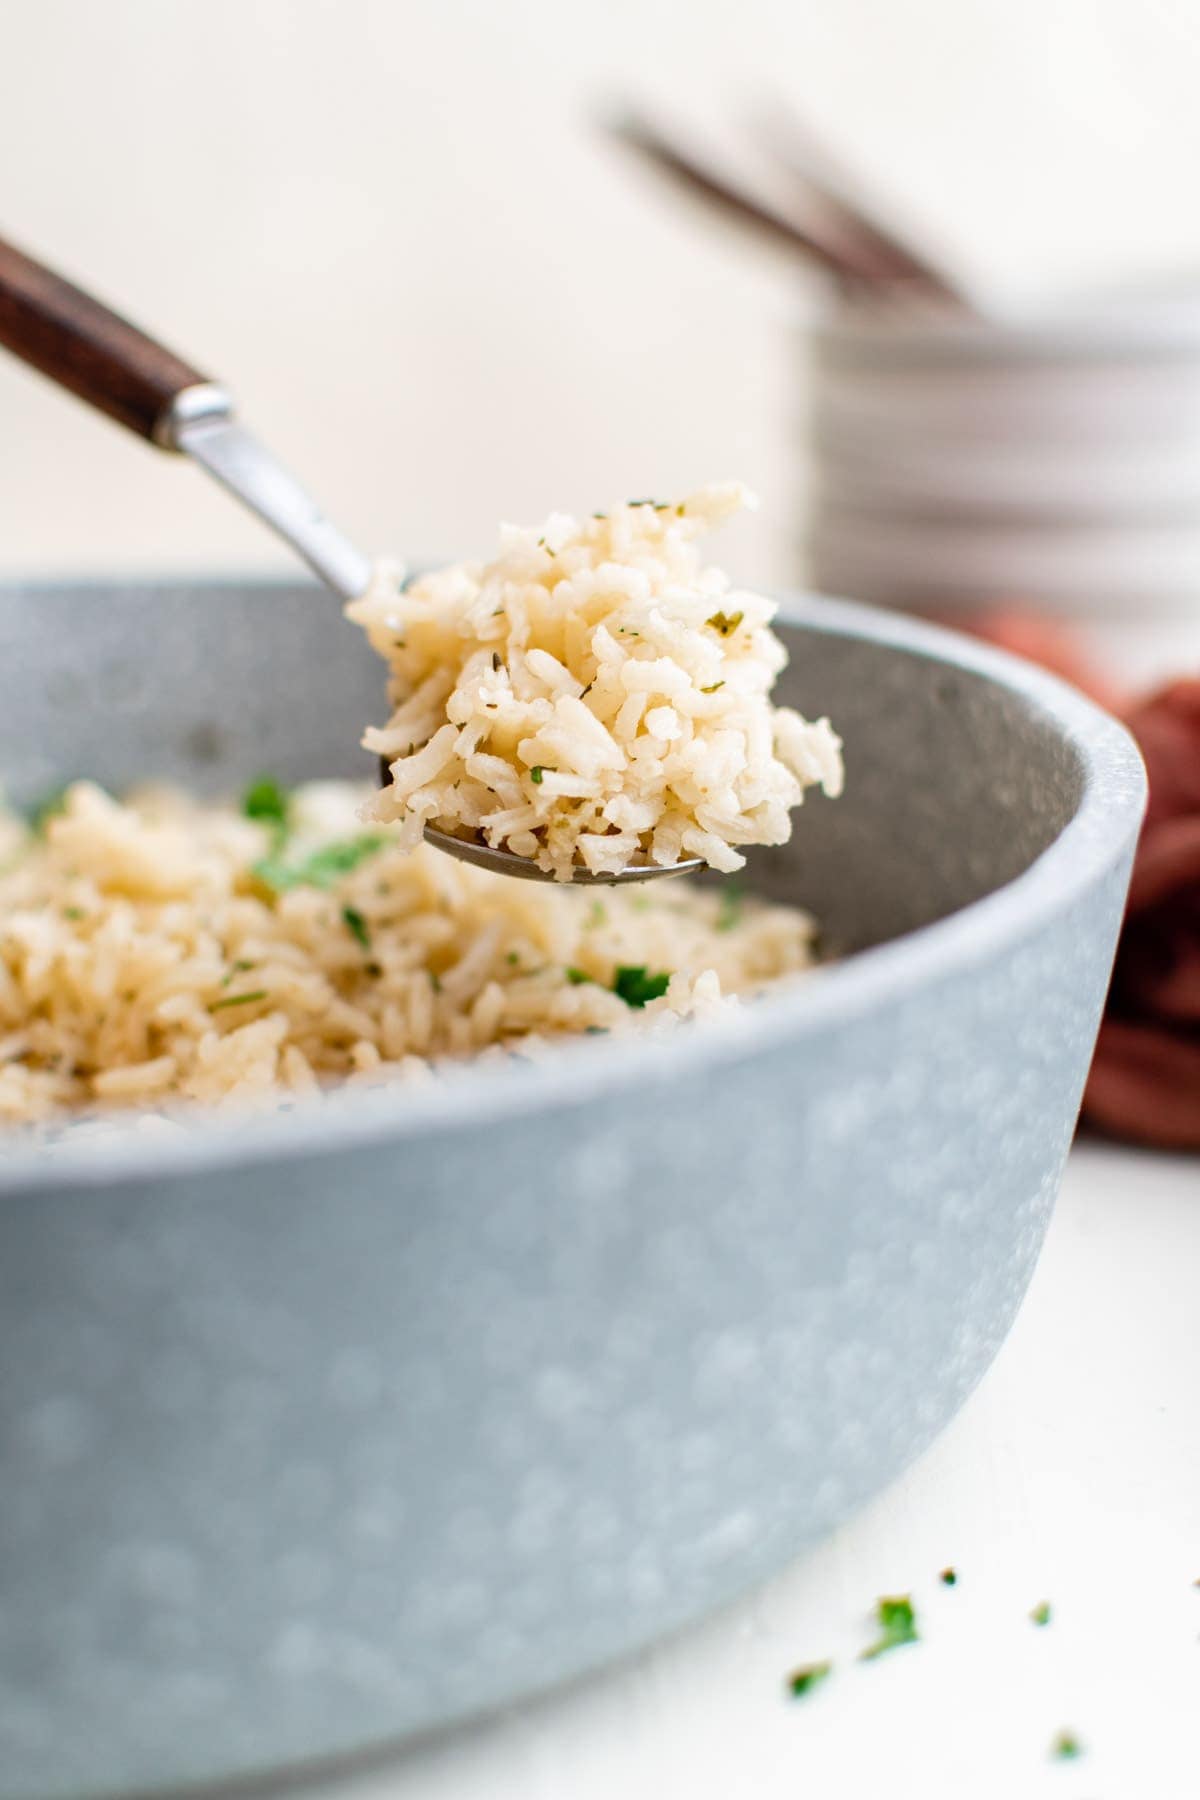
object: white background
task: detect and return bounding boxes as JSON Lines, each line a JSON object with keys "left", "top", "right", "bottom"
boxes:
{"left": 8, "top": 0, "right": 1200, "bottom": 588}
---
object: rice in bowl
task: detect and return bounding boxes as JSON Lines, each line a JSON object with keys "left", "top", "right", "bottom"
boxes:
{"left": 0, "top": 780, "right": 821, "bottom": 1124}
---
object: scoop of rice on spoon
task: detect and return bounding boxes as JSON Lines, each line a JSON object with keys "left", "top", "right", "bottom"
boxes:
{"left": 351, "top": 485, "right": 842, "bottom": 882}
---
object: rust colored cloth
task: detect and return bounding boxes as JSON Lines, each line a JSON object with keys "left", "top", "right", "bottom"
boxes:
{"left": 953, "top": 612, "right": 1200, "bottom": 1153}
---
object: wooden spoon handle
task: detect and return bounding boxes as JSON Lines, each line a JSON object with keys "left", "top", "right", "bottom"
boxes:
{"left": 0, "top": 233, "right": 215, "bottom": 444}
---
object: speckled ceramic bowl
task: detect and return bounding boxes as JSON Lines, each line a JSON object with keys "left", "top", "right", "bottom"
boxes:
{"left": 0, "top": 581, "right": 1145, "bottom": 1800}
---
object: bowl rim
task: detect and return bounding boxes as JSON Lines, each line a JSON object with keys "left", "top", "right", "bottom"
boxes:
{"left": 813, "top": 295, "right": 1200, "bottom": 366}
{"left": 0, "top": 588, "right": 1147, "bottom": 1197}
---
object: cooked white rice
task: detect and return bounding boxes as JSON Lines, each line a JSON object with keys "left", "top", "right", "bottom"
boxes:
{"left": 0, "top": 779, "right": 820, "bottom": 1124}
{"left": 349, "top": 484, "right": 843, "bottom": 880}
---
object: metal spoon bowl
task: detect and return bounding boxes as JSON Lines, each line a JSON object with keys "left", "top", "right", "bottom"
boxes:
{"left": 0, "top": 233, "right": 706, "bottom": 887}
{"left": 422, "top": 824, "right": 704, "bottom": 885}
{"left": 375, "top": 758, "right": 703, "bottom": 884}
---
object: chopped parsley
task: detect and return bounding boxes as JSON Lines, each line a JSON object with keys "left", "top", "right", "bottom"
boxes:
{"left": 529, "top": 766, "right": 545, "bottom": 785}
{"left": 342, "top": 905, "right": 371, "bottom": 950}
{"left": 241, "top": 775, "right": 289, "bottom": 830}
{"left": 505, "top": 949, "right": 521, "bottom": 965}
{"left": 254, "top": 834, "right": 387, "bottom": 893}
{"left": 626, "top": 498, "right": 672, "bottom": 510}
{"left": 715, "top": 882, "right": 744, "bottom": 932}
{"left": 706, "top": 609, "right": 744, "bottom": 638}
{"left": 785, "top": 1660, "right": 832, "bottom": 1699}
{"left": 1030, "top": 1601, "right": 1051, "bottom": 1627}
{"left": 613, "top": 965, "right": 670, "bottom": 1008}
{"left": 221, "top": 958, "right": 256, "bottom": 986}
{"left": 28, "top": 784, "right": 78, "bottom": 834}
{"left": 585, "top": 900, "right": 607, "bottom": 929}
{"left": 1050, "top": 1731, "right": 1081, "bottom": 1761}
{"left": 63, "top": 906, "right": 85, "bottom": 922}
{"left": 210, "top": 989, "right": 268, "bottom": 1012}
{"left": 565, "top": 966, "right": 594, "bottom": 986}
{"left": 939, "top": 1567, "right": 958, "bottom": 1587}
{"left": 860, "top": 1594, "right": 918, "bottom": 1661}
{"left": 700, "top": 681, "right": 725, "bottom": 694}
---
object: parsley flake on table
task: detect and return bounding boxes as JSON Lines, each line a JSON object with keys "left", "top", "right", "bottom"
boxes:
{"left": 785, "top": 1659, "right": 832, "bottom": 1699}
{"left": 939, "top": 1567, "right": 958, "bottom": 1587}
{"left": 860, "top": 1594, "right": 919, "bottom": 1660}
{"left": 1050, "top": 1730, "right": 1082, "bottom": 1760}
{"left": 613, "top": 965, "right": 671, "bottom": 1007}
{"left": 1030, "top": 1600, "right": 1052, "bottom": 1627}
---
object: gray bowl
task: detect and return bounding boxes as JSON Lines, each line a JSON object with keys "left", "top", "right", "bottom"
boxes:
{"left": 0, "top": 580, "right": 1144, "bottom": 1799}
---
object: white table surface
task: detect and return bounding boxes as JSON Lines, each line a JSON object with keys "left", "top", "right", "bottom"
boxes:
{"left": 278, "top": 1140, "right": 1197, "bottom": 1800}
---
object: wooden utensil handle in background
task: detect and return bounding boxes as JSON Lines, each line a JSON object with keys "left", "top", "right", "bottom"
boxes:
{"left": 0, "top": 233, "right": 212, "bottom": 443}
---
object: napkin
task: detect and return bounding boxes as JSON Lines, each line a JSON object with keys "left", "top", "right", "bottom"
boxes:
{"left": 956, "top": 613, "right": 1199, "bottom": 1153}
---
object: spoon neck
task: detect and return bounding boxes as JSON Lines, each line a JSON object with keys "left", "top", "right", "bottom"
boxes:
{"left": 153, "top": 382, "right": 234, "bottom": 450}
{"left": 176, "top": 412, "right": 373, "bottom": 604}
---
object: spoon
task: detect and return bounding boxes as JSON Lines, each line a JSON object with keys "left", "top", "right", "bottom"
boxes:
{"left": 608, "top": 109, "right": 969, "bottom": 312}
{"left": 607, "top": 112, "right": 885, "bottom": 296}
{"left": 745, "top": 99, "right": 970, "bottom": 312}
{"left": 0, "top": 233, "right": 702, "bottom": 887}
